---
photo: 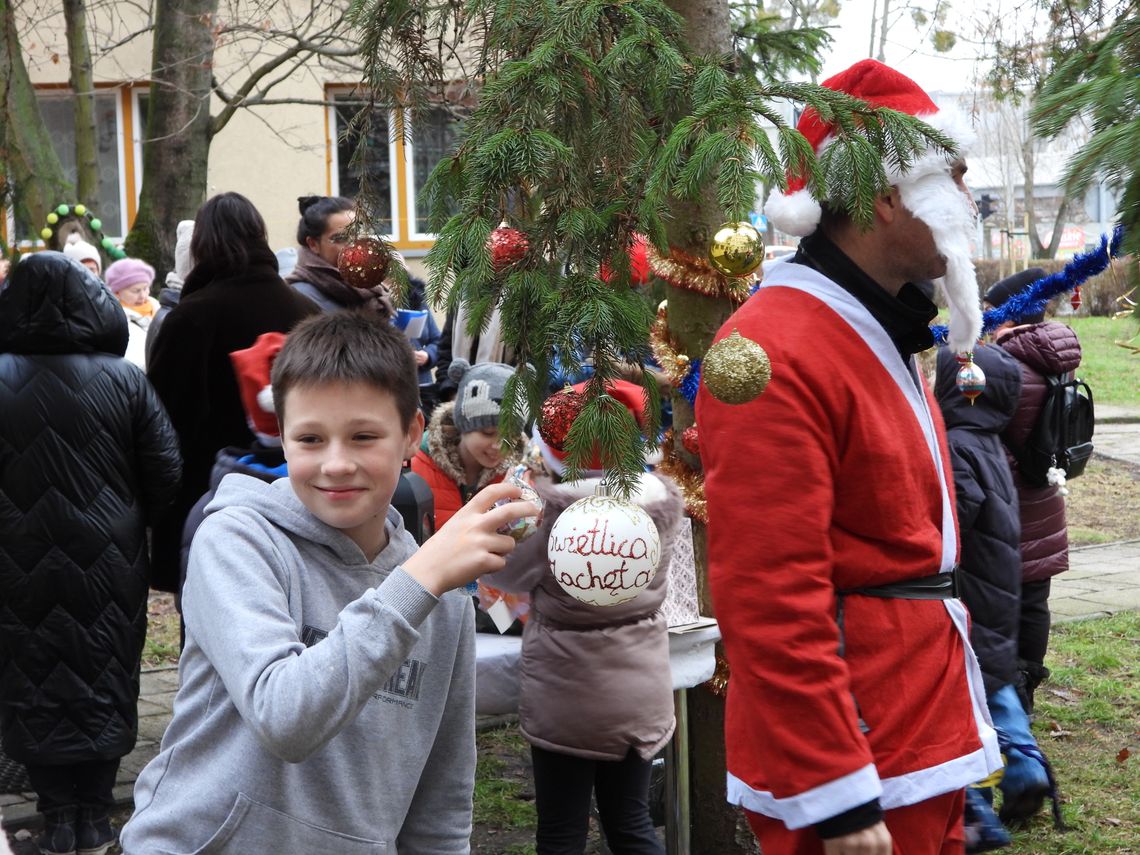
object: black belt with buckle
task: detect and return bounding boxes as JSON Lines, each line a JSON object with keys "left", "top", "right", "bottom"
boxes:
{"left": 839, "top": 566, "right": 961, "bottom": 601}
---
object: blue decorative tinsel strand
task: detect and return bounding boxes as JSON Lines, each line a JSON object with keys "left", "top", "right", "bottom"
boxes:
{"left": 931, "top": 223, "right": 1124, "bottom": 344}
{"left": 678, "top": 223, "right": 1125, "bottom": 406}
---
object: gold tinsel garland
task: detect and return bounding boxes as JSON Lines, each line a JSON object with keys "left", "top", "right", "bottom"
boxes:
{"left": 649, "top": 300, "right": 691, "bottom": 387}
{"left": 657, "top": 429, "right": 708, "bottom": 524}
{"left": 704, "top": 654, "right": 731, "bottom": 698}
{"left": 645, "top": 247, "right": 738, "bottom": 699}
{"left": 646, "top": 244, "right": 753, "bottom": 302}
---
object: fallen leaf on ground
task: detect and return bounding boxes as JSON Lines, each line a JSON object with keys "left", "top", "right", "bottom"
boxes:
{"left": 1116, "top": 747, "right": 1130, "bottom": 763}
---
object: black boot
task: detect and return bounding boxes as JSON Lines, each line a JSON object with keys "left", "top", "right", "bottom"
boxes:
{"left": 1016, "top": 659, "right": 1051, "bottom": 716}
{"left": 75, "top": 807, "right": 115, "bottom": 855}
{"left": 39, "top": 807, "right": 77, "bottom": 855}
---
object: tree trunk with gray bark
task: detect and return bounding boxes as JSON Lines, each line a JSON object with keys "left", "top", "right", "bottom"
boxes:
{"left": 665, "top": 0, "right": 760, "bottom": 850}
{"left": 0, "top": 0, "right": 74, "bottom": 241}
{"left": 124, "top": 0, "right": 217, "bottom": 276}
{"left": 63, "top": 0, "right": 98, "bottom": 208}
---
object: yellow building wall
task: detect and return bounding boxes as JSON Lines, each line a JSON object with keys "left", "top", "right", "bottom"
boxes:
{"left": 11, "top": 0, "right": 444, "bottom": 278}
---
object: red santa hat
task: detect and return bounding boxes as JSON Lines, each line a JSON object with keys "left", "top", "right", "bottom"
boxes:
{"left": 230, "top": 332, "right": 288, "bottom": 447}
{"left": 765, "top": 59, "right": 975, "bottom": 237}
{"left": 533, "top": 379, "right": 649, "bottom": 478}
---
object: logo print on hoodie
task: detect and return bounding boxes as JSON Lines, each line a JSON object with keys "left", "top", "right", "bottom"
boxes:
{"left": 302, "top": 624, "right": 426, "bottom": 704}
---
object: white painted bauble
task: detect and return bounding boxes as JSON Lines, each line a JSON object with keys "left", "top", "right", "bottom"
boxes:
{"left": 546, "top": 494, "right": 661, "bottom": 607}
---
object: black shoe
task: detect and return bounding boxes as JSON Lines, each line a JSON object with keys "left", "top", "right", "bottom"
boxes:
{"left": 39, "top": 807, "right": 77, "bottom": 855}
{"left": 75, "top": 807, "right": 115, "bottom": 855}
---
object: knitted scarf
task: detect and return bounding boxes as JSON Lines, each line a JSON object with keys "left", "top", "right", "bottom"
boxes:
{"left": 286, "top": 247, "right": 394, "bottom": 318}
{"left": 123, "top": 296, "right": 159, "bottom": 318}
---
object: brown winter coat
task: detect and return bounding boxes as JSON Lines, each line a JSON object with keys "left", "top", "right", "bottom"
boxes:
{"left": 487, "top": 473, "right": 682, "bottom": 761}
{"left": 996, "top": 321, "right": 1082, "bottom": 583}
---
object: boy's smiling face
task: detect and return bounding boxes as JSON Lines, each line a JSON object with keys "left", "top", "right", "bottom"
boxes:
{"left": 282, "top": 380, "right": 424, "bottom": 560}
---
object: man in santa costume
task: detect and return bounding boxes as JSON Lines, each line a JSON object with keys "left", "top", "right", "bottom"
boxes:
{"left": 698, "top": 59, "right": 1003, "bottom": 854}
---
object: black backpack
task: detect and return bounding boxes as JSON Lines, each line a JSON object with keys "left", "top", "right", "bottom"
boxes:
{"left": 1013, "top": 374, "right": 1095, "bottom": 487}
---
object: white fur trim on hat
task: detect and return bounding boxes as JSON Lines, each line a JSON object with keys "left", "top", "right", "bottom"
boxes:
{"left": 257, "top": 386, "right": 275, "bottom": 413}
{"left": 764, "top": 186, "right": 823, "bottom": 238}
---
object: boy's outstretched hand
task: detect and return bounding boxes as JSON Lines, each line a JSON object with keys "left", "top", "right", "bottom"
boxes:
{"left": 402, "top": 482, "right": 540, "bottom": 598}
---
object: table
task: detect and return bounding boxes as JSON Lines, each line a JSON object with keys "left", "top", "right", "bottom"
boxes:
{"left": 474, "top": 620, "right": 721, "bottom": 854}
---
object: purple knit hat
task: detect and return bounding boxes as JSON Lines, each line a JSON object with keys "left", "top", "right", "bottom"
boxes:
{"left": 103, "top": 258, "right": 156, "bottom": 294}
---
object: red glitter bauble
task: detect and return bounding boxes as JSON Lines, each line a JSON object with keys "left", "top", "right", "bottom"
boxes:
{"left": 337, "top": 238, "right": 391, "bottom": 290}
{"left": 681, "top": 425, "right": 700, "bottom": 456}
{"left": 600, "top": 233, "right": 650, "bottom": 286}
{"left": 539, "top": 388, "right": 586, "bottom": 452}
{"left": 1070, "top": 286, "right": 1082, "bottom": 312}
{"left": 488, "top": 226, "right": 529, "bottom": 273}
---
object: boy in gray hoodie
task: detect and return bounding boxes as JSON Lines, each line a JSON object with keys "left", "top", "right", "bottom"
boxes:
{"left": 120, "top": 311, "right": 536, "bottom": 855}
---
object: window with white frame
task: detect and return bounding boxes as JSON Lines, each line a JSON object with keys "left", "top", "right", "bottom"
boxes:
{"left": 13, "top": 90, "right": 126, "bottom": 242}
{"left": 328, "top": 92, "right": 465, "bottom": 244}
{"left": 330, "top": 92, "right": 397, "bottom": 238}
{"left": 407, "top": 105, "right": 463, "bottom": 238}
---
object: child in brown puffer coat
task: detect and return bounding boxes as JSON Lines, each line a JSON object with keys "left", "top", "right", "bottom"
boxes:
{"left": 486, "top": 379, "right": 682, "bottom": 855}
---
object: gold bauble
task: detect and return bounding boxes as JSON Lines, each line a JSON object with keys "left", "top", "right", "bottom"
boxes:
{"left": 708, "top": 221, "right": 764, "bottom": 278}
{"left": 702, "top": 329, "right": 771, "bottom": 405}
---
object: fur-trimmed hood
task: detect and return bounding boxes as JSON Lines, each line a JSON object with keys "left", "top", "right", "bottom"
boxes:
{"left": 424, "top": 401, "right": 519, "bottom": 489}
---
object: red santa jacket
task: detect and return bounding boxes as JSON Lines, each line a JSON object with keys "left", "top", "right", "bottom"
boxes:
{"left": 698, "top": 261, "right": 1000, "bottom": 830}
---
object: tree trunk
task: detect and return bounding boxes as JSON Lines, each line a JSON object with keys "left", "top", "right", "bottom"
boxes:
{"left": 666, "top": 0, "right": 759, "bottom": 851}
{"left": 1022, "top": 136, "right": 1044, "bottom": 258}
{"left": 125, "top": 0, "right": 217, "bottom": 275}
{"left": 0, "top": 0, "right": 74, "bottom": 240}
{"left": 868, "top": 0, "right": 878, "bottom": 58}
{"left": 877, "top": 0, "right": 890, "bottom": 61}
{"left": 62, "top": 0, "right": 98, "bottom": 207}
{"left": 1043, "top": 197, "right": 1069, "bottom": 259}
{"left": 1022, "top": 136, "right": 1071, "bottom": 260}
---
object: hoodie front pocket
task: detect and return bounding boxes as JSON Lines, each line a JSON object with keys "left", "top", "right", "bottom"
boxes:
{"left": 191, "top": 792, "right": 388, "bottom": 854}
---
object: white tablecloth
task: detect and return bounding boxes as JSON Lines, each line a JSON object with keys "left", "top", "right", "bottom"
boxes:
{"left": 475, "top": 622, "right": 720, "bottom": 716}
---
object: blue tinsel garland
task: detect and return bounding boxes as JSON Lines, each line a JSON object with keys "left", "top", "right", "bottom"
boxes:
{"left": 931, "top": 223, "right": 1124, "bottom": 345}
{"left": 678, "top": 223, "right": 1125, "bottom": 406}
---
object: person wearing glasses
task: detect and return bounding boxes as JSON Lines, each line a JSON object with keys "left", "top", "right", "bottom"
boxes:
{"left": 287, "top": 195, "right": 394, "bottom": 318}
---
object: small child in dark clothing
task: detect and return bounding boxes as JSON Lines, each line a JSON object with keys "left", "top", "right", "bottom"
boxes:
{"left": 936, "top": 343, "right": 1056, "bottom": 839}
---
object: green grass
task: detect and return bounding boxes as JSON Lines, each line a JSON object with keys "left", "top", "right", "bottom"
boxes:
{"left": 1062, "top": 316, "right": 1140, "bottom": 406}
{"left": 1066, "top": 526, "right": 1117, "bottom": 546}
{"left": 142, "top": 604, "right": 181, "bottom": 668}
{"left": 1006, "top": 612, "right": 1140, "bottom": 853}
{"left": 474, "top": 728, "right": 537, "bottom": 831}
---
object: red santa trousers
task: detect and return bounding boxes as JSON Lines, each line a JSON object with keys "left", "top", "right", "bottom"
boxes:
{"left": 745, "top": 789, "right": 966, "bottom": 855}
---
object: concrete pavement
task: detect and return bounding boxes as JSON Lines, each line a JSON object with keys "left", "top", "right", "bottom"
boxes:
{"left": 1050, "top": 538, "right": 1140, "bottom": 622}
{"left": 1092, "top": 405, "right": 1140, "bottom": 467}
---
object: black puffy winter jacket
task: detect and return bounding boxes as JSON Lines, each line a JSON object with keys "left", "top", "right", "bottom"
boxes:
{"left": 935, "top": 343, "right": 1023, "bottom": 696}
{"left": 0, "top": 252, "right": 182, "bottom": 764}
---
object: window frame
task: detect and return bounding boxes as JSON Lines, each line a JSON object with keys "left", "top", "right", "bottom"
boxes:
{"left": 325, "top": 88, "right": 400, "bottom": 243}
{"left": 2, "top": 83, "right": 140, "bottom": 249}
{"left": 404, "top": 106, "right": 466, "bottom": 242}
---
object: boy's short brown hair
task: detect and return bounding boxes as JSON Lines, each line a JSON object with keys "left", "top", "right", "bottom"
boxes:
{"left": 271, "top": 310, "right": 420, "bottom": 430}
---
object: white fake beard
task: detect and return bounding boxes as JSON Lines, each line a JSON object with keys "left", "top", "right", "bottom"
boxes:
{"left": 896, "top": 173, "right": 983, "bottom": 353}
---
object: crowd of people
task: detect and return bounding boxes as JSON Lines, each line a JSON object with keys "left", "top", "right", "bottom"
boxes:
{"left": 0, "top": 57, "right": 1084, "bottom": 855}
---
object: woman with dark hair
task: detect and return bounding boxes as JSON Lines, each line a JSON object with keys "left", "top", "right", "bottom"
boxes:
{"left": 285, "top": 195, "right": 394, "bottom": 316}
{"left": 146, "top": 192, "right": 318, "bottom": 594}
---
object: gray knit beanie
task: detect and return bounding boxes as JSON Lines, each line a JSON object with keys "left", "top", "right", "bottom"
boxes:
{"left": 449, "top": 359, "right": 517, "bottom": 433}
